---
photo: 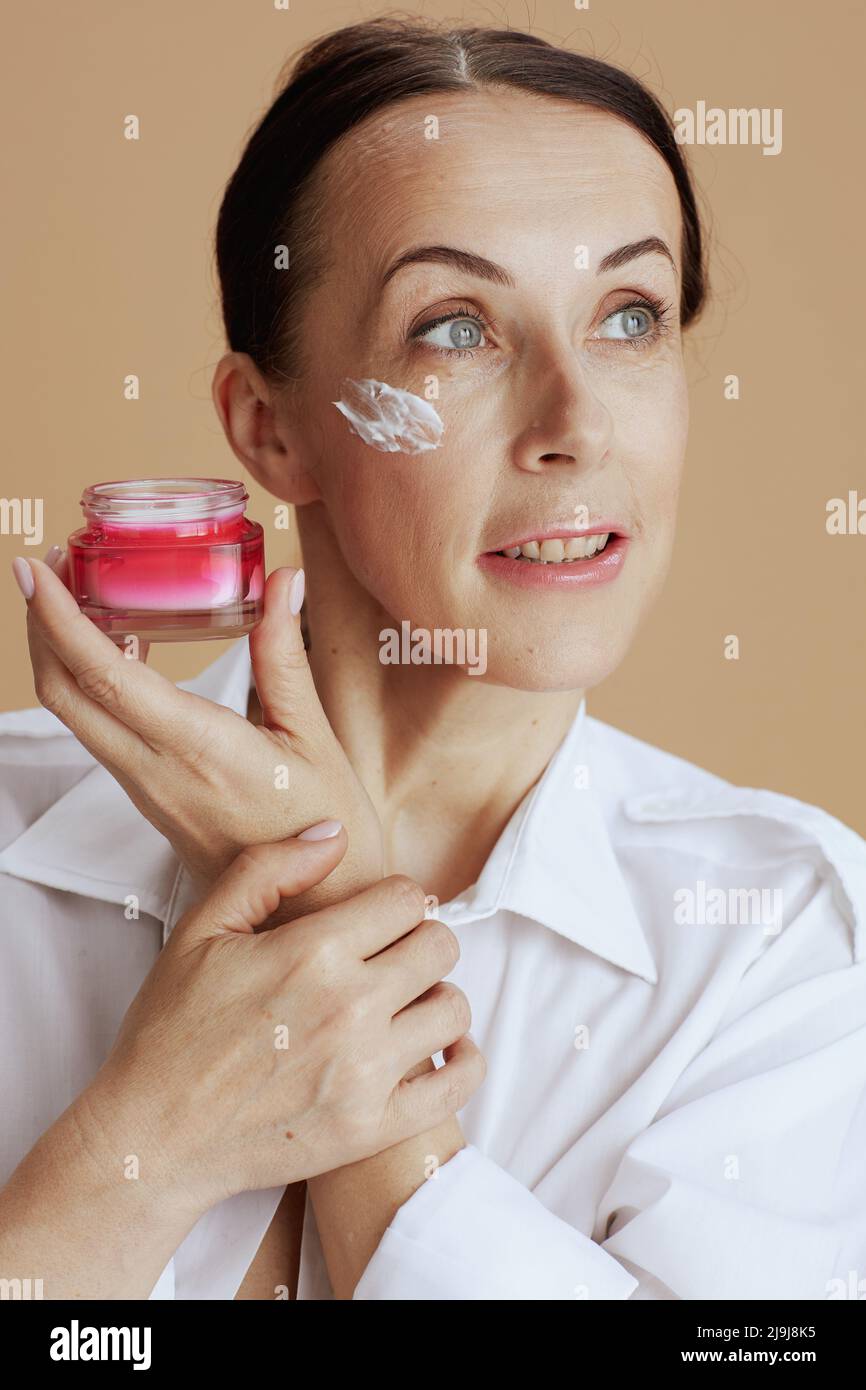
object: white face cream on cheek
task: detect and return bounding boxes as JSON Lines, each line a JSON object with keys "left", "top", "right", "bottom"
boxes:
{"left": 332, "top": 378, "right": 444, "bottom": 454}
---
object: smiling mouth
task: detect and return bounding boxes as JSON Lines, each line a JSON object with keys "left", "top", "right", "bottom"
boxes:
{"left": 490, "top": 533, "right": 615, "bottom": 564}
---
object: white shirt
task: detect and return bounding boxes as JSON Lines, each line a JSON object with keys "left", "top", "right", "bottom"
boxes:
{"left": 1, "top": 639, "right": 865, "bottom": 1301}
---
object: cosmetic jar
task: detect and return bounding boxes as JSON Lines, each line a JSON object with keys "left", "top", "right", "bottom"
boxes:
{"left": 68, "top": 479, "right": 265, "bottom": 642}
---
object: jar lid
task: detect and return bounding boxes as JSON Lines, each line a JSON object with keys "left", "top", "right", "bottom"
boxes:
{"left": 81, "top": 478, "right": 248, "bottom": 523}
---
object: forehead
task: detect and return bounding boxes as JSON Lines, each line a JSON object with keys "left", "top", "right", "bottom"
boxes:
{"left": 317, "top": 88, "right": 682, "bottom": 287}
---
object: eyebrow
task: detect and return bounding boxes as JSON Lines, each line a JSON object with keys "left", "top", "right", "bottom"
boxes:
{"left": 381, "top": 236, "right": 677, "bottom": 288}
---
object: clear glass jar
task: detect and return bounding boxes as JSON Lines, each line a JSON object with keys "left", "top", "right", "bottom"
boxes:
{"left": 68, "top": 478, "right": 265, "bottom": 642}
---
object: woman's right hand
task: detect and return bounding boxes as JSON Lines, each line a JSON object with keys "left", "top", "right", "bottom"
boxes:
{"left": 79, "top": 828, "right": 484, "bottom": 1223}
{"left": 17, "top": 552, "right": 385, "bottom": 907}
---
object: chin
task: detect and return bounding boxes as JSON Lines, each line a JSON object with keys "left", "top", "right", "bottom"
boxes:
{"left": 473, "top": 633, "right": 634, "bottom": 693}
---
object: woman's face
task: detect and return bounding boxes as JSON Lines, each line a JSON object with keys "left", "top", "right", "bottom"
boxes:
{"left": 278, "top": 88, "right": 689, "bottom": 692}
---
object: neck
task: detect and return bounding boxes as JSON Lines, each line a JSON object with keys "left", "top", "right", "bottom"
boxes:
{"left": 297, "top": 506, "right": 583, "bottom": 900}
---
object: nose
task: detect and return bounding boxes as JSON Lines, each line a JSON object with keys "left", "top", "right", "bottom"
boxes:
{"left": 511, "top": 348, "right": 613, "bottom": 476}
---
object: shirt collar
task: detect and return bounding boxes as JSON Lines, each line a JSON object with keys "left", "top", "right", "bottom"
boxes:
{"left": 0, "top": 640, "right": 254, "bottom": 922}
{"left": 0, "top": 640, "right": 658, "bottom": 983}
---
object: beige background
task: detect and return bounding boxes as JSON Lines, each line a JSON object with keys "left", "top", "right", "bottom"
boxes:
{"left": 1, "top": 0, "right": 863, "bottom": 832}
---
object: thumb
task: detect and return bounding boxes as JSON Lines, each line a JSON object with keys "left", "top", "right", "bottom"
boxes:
{"left": 176, "top": 821, "right": 346, "bottom": 940}
{"left": 249, "top": 566, "right": 319, "bottom": 732}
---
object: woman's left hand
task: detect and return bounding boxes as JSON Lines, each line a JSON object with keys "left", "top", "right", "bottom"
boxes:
{"left": 15, "top": 550, "right": 384, "bottom": 908}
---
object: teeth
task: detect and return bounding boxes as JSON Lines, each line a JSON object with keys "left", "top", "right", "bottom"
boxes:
{"left": 501, "top": 533, "right": 610, "bottom": 563}
{"left": 540, "top": 539, "right": 565, "bottom": 563}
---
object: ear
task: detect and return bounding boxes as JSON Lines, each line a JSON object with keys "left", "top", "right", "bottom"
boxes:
{"left": 211, "top": 351, "right": 322, "bottom": 505}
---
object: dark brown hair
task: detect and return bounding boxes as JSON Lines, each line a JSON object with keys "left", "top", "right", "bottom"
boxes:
{"left": 215, "top": 16, "right": 707, "bottom": 385}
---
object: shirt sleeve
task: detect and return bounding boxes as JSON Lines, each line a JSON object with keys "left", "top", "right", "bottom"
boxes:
{"left": 352, "top": 1143, "right": 638, "bottom": 1300}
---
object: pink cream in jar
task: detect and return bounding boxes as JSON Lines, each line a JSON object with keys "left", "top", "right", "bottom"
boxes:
{"left": 68, "top": 478, "right": 264, "bottom": 642}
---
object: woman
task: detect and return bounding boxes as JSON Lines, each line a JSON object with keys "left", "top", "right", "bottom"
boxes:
{"left": 1, "top": 17, "right": 864, "bottom": 1301}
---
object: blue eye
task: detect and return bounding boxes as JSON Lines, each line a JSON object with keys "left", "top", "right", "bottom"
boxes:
{"left": 416, "top": 313, "right": 488, "bottom": 353}
{"left": 597, "top": 305, "right": 655, "bottom": 340}
{"left": 595, "top": 296, "right": 673, "bottom": 348}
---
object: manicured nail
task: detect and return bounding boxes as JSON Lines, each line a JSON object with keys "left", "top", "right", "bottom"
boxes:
{"left": 12, "top": 557, "right": 34, "bottom": 600}
{"left": 43, "top": 545, "right": 63, "bottom": 569}
{"left": 298, "top": 818, "right": 342, "bottom": 840}
{"left": 288, "top": 568, "right": 305, "bottom": 616}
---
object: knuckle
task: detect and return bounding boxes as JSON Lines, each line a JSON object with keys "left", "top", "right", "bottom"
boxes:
{"left": 304, "top": 933, "right": 342, "bottom": 982}
{"left": 75, "top": 659, "right": 123, "bottom": 707}
{"left": 441, "top": 1068, "right": 472, "bottom": 1113}
{"left": 278, "top": 645, "right": 312, "bottom": 675}
{"left": 232, "top": 843, "right": 271, "bottom": 875}
{"left": 303, "top": 928, "right": 340, "bottom": 973}
{"left": 175, "top": 721, "right": 221, "bottom": 775}
{"left": 438, "top": 982, "right": 471, "bottom": 1034}
{"left": 336, "top": 990, "right": 371, "bottom": 1034}
{"left": 425, "top": 920, "right": 460, "bottom": 970}
{"left": 387, "top": 874, "right": 427, "bottom": 918}
{"left": 34, "top": 672, "right": 66, "bottom": 715}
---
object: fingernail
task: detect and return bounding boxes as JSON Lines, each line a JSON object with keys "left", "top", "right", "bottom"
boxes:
{"left": 298, "top": 818, "right": 342, "bottom": 841}
{"left": 288, "top": 568, "right": 305, "bottom": 617}
{"left": 12, "top": 557, "right": 34, "bottom": 600}
{"left": 43, "top": 545, "right": 62, "bottom": 569}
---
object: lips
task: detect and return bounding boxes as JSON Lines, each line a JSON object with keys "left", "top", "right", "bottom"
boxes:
{"left": 477, "top": 524, "right": 629, "bottom": 589}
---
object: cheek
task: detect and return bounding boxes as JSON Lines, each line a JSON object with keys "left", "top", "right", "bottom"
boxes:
{"left": 331, "top": 377, "right": 445, "bottom": 453}
{"left": 616, "top": 368, "right": 688, "bottom": 533}
{"left": 319, "top": 415, "right": 472, "bottom": 608}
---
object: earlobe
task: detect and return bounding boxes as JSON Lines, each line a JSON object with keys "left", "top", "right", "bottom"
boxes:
{"left": 251, "top": 441, "right": 324, "bottom": 507}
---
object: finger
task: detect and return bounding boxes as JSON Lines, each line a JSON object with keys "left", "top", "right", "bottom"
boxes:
{"left": 371, "top": 916, "right": 460, "bottom": 1015}
{"left": 248, "top": 566, "right": 321, "bottom": 733}
{"left": 391, "top": 981, "right": 471, "bottom": 1072}
{"left": 289, "top": 874, "right": 429, "bottom": 960}
{"left": 21, "top": 559, "right": 146, "bottom": 768}
{"left": 177, "top": 827, "right": 347, "bottom": 942}
{"left": 31, "top": 548, "right": 75, "bottom": 665}
{"left": 20, "top": 556, "right": 217, "bottom": 752}
{"left": 20, "top": 550, "right": 152, "bottom": 771}
{"left": 391, "top": 1035, "right": 486, "bottom": 1138}
{"left": 44, "top": 548, "right": 146, "bottom": 666}
{"left": 40, "top": 547, "right": 75, "bottom": 601}
{"left": 25, "top": 609, "right": 145, "bottom": 766}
